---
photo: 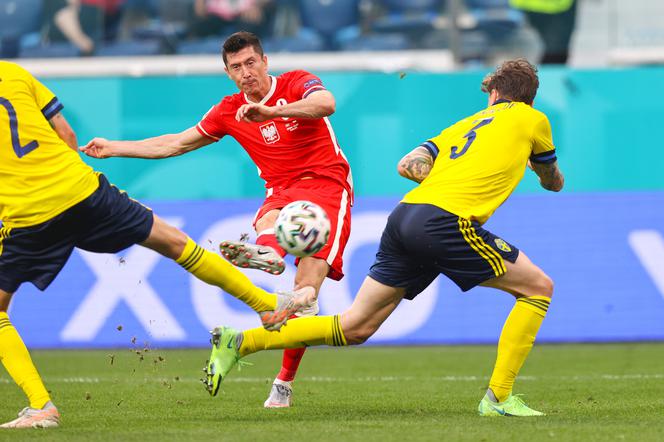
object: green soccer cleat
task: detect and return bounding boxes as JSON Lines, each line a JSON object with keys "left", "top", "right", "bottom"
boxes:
{"left": 202, "top": 326, "right": 242, "bottom": 396}
{"left": 478, "top": 393, "right": 545, "bottom": 417}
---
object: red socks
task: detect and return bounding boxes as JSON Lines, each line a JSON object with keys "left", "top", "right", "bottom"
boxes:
{"left": 277, "top": 347, "right": 307, "bottom": 382}
{"left": 258, "top": 231, "right": 305, "bottom": 383}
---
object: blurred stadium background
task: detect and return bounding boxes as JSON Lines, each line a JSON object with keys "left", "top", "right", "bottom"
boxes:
{"left": 2, "top": 0, "right": 664, "bottom": 439}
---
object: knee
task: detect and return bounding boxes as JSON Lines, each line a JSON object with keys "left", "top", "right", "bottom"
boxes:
{"left": 161, "top": 224, "right": 189, "bottom": 259}
{"left": 536, "top": 273, "right": 554, "bottom": 298}
{"left": 170, "top": 230, "right": 189, "bottom": 254}
{"left": 342, "top": 324, "right": 376, "bottom": 345}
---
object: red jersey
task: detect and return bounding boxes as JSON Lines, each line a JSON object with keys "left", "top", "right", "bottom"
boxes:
{"left": 196, "top": 70, "right": 353, "bottom": 196}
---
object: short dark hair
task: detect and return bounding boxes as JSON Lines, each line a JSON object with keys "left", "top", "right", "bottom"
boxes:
{"left": 481, "top": 59, "right": 539, "bottom": 104}
{"left": 222, "top": 31, "right": 264, "bottom": 65}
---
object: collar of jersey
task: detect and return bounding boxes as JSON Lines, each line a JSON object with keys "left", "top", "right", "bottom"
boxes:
{"left": 492, "top": 98, "right": 512, "bottom": 106}
{"left": 244, "top": 75, "right": 277, "bottom": 105}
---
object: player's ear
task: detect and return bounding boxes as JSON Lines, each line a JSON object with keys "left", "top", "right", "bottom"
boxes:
{"left": 263, "top": 54, "right": 268, "bottom": 69}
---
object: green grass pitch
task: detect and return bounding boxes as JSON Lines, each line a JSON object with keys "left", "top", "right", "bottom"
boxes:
{"left": 1, "top": 344, "right": 663, "bottom": 441}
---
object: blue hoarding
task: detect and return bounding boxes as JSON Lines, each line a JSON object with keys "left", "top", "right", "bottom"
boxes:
{"left": 9, "top": 192, "right": 664, "bottom": 348}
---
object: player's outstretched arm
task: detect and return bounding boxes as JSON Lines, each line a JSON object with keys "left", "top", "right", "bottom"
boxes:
{"left": 81, "top": 127, "right": 212, "bottom": 159}
{"left": 49, "top": 112, "right": 78, "bottom": 152}
{"left": 397, "top": 146, "right": 434, "bottom": 183}
{"left": 530, "top": 160, "right": 564, "bottom": 192}
{"left": 236, "top": 90, "right": 336, "bottom": 122}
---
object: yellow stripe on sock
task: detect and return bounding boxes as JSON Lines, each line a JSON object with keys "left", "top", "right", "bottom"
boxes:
{"left": 180, "top": 245, "right": 204, "bottom": 270}
{"left": 521, "top": 298, "right": 550, "bottom": 310}
{"left": 516, "top": 296, "right": 551, "bottom": 317}
{"left": 458, "top": 219, "right": 501, "bottom": 276}
{"left": 333, "top": 315, "right": 347, "bottom": 346}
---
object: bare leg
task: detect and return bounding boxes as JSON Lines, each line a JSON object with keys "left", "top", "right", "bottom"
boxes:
{"left": 140, "top": 215, "right": 188, "bottom": 259}
{"left": 340, "top": 277, "right": 406, "bottom": 344}
{"left": 141, "top": 214, "right": 277, "bottom": 313}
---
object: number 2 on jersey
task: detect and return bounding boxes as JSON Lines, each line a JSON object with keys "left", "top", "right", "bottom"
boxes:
{"left": 0, "top": 97, "right": 39, "bottom": 158}
{"left": 450, "top": 117, "right": 493, "bottom": 159}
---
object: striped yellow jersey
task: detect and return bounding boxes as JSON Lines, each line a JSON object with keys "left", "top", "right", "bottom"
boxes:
{"left": 0, "top": 61, "right": 98, "bottom": 228}
{"left": 402, "top": 100, "right": 556, "bottom": 224}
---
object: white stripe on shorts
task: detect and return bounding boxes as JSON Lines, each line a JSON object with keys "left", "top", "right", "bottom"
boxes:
{"left": 326, "top": 188, "right": 349, "bottom": 267}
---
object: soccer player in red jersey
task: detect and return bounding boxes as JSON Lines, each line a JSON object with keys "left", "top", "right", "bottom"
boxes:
{"left": 82, "top": 31, "right": 354, "bottom": 408}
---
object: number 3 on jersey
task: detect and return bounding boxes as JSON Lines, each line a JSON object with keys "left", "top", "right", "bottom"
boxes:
{"left": 0, "top": 97, "right": 39, "bottom": 158}
{"left": 450, "top": 117, "right": 493, "bottom": 159}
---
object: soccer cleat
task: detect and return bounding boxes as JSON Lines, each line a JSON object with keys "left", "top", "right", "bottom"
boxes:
{"left": 203, "top": 326, "right": 242, "bottom": 396}
{"left": 264, "top": 380, "right": 293, "bottom": 408}
{"left": 0, "top": 402, "right": 60, "bottom": 429}
{"left": 478, "top": 393, "right": 545, "bottom": 417}
{"left": 219, "top": 240, "right": 285, "bottom": 275}
{"left": 259, "top": 288, "right": 316, "bottom": 331}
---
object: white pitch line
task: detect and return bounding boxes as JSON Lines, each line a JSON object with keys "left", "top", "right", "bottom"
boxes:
{"left": 2, "top": 374, "right": 664, "bottom": 384}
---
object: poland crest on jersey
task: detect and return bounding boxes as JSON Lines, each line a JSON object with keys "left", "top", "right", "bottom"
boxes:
{"left": 259, "top": 122, "right": 280, "bottom": 144}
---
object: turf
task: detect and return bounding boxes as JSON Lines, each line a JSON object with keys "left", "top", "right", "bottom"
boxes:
{"left": 1, "top": 344, "right": 663, "bottom": 441}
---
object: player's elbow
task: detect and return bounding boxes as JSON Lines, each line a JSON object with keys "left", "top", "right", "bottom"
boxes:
{"left": 542, "top": 175, "right": 564, "bottom": 192}
{"left": 396, "top": 159, "right": 409, "bottom": 178}
{"left": 316, "top": 92, "right": 336, "bottom": 116}
{"left": 321, "top": 100, "right": 335, "bottom": 116}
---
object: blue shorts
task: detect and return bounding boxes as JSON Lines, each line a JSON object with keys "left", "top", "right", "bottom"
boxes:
{"left": 368, "top": 203, "right": 519, "bottom": 300}
{"left": 0, "top": 174, "right": 154, "bottom": 293}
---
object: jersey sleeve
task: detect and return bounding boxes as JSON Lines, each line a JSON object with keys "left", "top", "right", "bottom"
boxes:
{"left": 423, "top": 125, "right": 456, "bottom": 161}
{"left": 420, "top": 139, "right": 440, "bottom": 160}
{"left": 196, "top": 103, "right": 227, "bottom": 141}
{"left": 28, "top": 71, "right": 63, "bottom": 120}
{"left": 289, "top": 70, "right": 327, "bottom": 100}
{"left": 530, "top": 114, "right": 557, "bottom": 164}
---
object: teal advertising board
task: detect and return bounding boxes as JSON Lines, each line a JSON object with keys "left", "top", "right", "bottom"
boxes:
{"left": 43, "top": 66, "right": 663, "bottom": 199}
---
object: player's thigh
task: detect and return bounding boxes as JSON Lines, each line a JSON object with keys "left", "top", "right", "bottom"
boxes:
{"left": 294, "top": 256, "right": 329, "bottom": 293}
{"left": 341, "top": 276, "right": 406, "bottom": 344}
{"left": 140, "top": 215, "right": 189, "bottom": 260}
{"left": 254, "top": 209, "right": 280, "bottom": 233}
{"left": 480, "top": 251, "right": 554, "bottom": 298}
{"left": 0, "top": 218, "right": 76, "bottom": 293}
{"left": 0, "top": 289, "right": 13, "bottom": 312}
{"left": 75, "top": 175, "right": 154, "bottom": 254}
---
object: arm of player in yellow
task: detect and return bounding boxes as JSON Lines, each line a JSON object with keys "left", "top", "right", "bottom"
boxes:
{"left": 48, "top": 112, "right": 78, "bottom": 152}
{"left": 80, "top": 126, "right": 214, "bottom": 159}
{"left": 397, "top": 146, "right": 434, "bottom": 183}
{"left": 530, "top": 160, "right": 564, "bottom": 192}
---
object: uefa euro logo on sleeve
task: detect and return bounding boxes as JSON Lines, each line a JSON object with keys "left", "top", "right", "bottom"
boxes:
{"left": 259, "top": 122, "right": 280, "bottom": 144}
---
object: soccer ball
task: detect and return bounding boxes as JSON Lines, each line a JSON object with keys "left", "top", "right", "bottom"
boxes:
{"left": 275, "top": 200, "right": 331, "bottom": 257}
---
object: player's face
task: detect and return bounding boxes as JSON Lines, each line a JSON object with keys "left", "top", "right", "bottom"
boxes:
{"left": 224, "top": 46, "right": 270, "bottom": 99}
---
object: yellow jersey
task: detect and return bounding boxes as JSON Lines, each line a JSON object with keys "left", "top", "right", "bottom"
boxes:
{"left": 0, "top": 61, "right": 99, "bottom": 228}
{"left": 402, "top": 100, "right": 556, "bottom": 224}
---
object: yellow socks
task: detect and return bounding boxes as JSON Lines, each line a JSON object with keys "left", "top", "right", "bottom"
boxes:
{"left": 0, "top": 312, "right": 51, "bottom": 409}
{"left": 239, "top": 315, "right": 346, "bottom": 357}
{"left": 176, "top": 238, "right": 276, "bottom": 312}
{"left": 489, "top": 295, "right": 550, "bottom": 402}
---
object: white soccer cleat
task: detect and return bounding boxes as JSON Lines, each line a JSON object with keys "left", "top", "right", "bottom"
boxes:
{"left": 0, "top": 402, "right": 60, "bottom": 429}
{"left": 219, "top": 240, "right": 285, "bottom": 275}
{"left": 259, "top": 286, "right": 318, "bottom": 331}
{"left": 264, "top": 380, "right": 293, "bottom": 408}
